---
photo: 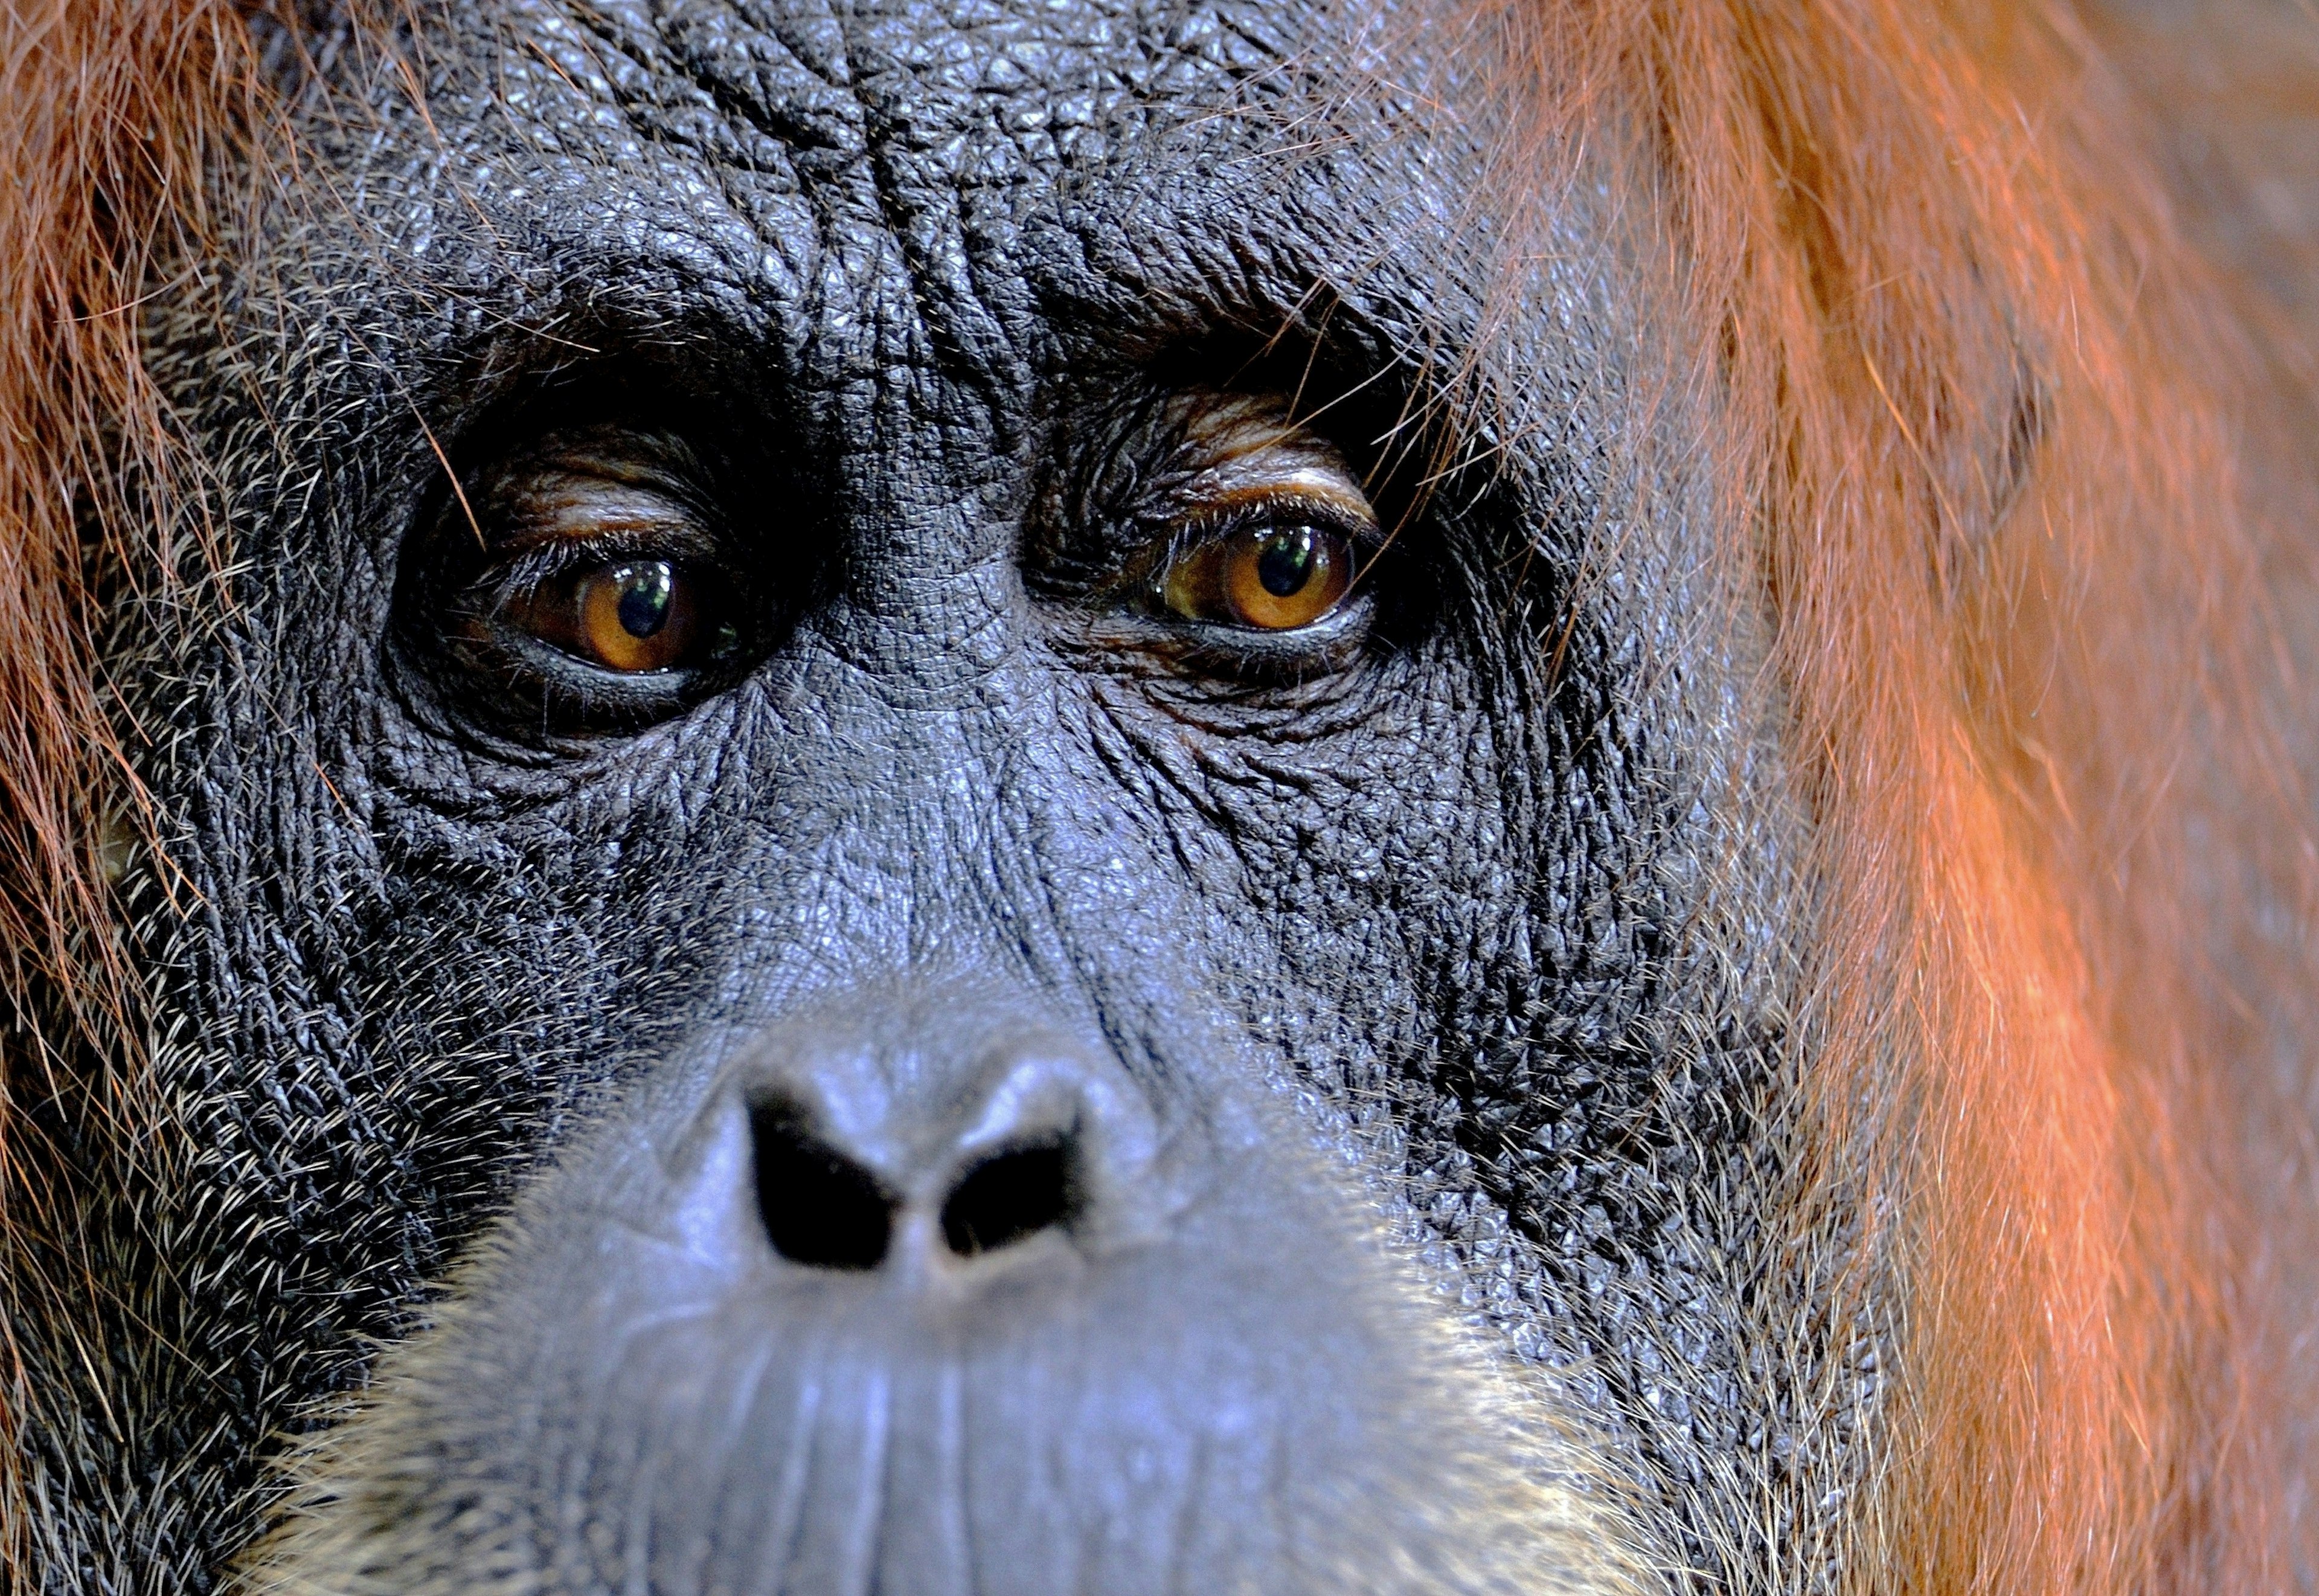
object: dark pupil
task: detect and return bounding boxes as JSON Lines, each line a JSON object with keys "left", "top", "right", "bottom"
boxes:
{"left": 1255, "top": 528, "right": 1316, "bottom": 598}
{"left": 614, "top": 562, "right": 675, "bottom": 638}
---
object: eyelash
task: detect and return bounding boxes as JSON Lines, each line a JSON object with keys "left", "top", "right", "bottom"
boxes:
{"left": 1155, "top": 495, "right": 1378, "bottom": 574}
{"left": 470, "top": 529, "right": 715, "bottom": 613}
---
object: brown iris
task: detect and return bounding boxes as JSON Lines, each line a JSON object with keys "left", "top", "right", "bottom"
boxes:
{"left": 503, "top": 559, "right": 702, "bottom": 673}
{"left": 1163, "top": 521, "right": 1356, "bottom": 631}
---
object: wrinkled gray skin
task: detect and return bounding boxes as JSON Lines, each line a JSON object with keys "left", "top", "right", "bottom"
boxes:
{"left": 11, "top": 2, "right": 1861, "bottom": 1591}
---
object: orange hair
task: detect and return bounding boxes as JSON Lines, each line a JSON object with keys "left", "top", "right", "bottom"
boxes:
{"left": 0, "top": 0, "right": 260, "bottom": 1567}
{"left": 1466, "top": 0, "right": 2319, "bottom": 1586}
{"left": 2, "top": 1, "right": 2316, "bottom": 1590}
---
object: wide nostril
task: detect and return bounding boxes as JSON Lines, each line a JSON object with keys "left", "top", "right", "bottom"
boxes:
{"left": 750, "top": 1104, "right": 896, "bottom": 1271}
{"left": 940, "top": 1139, "right": 1077, "bottom": 1258}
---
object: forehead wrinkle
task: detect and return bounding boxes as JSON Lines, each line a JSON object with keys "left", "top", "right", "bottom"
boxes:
{"left": 284, "top": 0, "right": 1533, "bottom": 597}
{"left": 462, "top": 0, "right": 1476, "bottom": 403}
{"left": 309, "top": 0, "right": 1500, "bottom": 470}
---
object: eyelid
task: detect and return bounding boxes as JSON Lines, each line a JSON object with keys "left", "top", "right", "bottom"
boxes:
{"left": 476, "top": 469, "right": 714, "bottom": 557}
{"left": 1178, "top": 455, "right": 1378, "bottom": 518}
{"left": 1193, "top": 463, "right": 1377, "bottom": 511}
{"left": 1162, "top": 479, "right": 1381, "bottom": 566}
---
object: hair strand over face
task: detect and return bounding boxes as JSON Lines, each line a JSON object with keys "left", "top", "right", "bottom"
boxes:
{"left": 0, "top": 0, "right": 258, "bottom": 1568}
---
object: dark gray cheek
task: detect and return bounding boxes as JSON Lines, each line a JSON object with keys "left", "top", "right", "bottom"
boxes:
{"left": 1050, "top": 586, "right": 1815, "bottom": 1505}
{"left": 1068, "top": 664, "right": 1484, "bottom": 1036}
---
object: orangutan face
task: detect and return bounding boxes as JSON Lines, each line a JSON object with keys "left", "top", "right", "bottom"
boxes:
{"left": 22, "top": 2, "right": 1838, "bottom": 1590}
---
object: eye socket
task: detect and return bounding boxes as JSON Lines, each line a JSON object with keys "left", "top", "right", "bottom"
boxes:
{"left": 1161, "top": 519, "right": 1359, "bottom": 631}
{"left": 396, "top": 421, "right": 798, "bottom": 743}
{"left": 498, "top": 558, "right": 710, "bottom": 674}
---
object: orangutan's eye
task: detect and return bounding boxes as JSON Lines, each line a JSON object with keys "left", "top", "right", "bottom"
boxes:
{"left": 399, "top": 418, "right": 820, "bottom": 744}
{"left": 499, "top": 559, "right": 713, "bottom": 674}
{"left": 1114, "top": 392, "right": 1386, "bottom": 644}
{"left": 1160, "top": 519, "right": 1359, "bottom": 630}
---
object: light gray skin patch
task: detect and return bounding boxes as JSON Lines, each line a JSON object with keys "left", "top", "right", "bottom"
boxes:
{"left": 8, "top": 1, "right": 1862, "bottom": 1592}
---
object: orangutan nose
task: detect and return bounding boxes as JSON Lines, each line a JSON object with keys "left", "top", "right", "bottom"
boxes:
{"left": 742, "top": 1008, "right": 1169, "bottom": 1281}
{"left": 237, "top": 982, "right": 1615, "bottom": 1595}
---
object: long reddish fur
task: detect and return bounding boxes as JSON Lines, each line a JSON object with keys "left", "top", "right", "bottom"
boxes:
{"left": 1, "top": 1, "right": 2315, "bottom": 1590}
{"left": 0, "top": 0, "right": 260, "bottom": 1568}
{"left": 1464, "top": 1, "right": 2319, "bottom": 1588}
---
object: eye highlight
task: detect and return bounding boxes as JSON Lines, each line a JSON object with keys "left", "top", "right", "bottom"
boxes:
{"left": 501, "top": 559, "right": 707, "bottom": 673}
{"left": 1161, "top": 520, "right": 1357, "bottom": 630}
